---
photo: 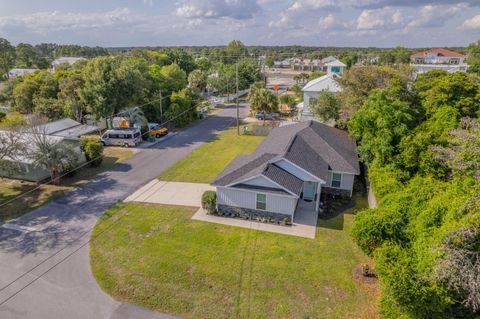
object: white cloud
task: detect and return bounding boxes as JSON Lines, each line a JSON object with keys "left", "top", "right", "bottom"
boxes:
{"left": 0, "top": 8, "right": 143, "bottom": 32}
{"left": 407, "top": 3, "right": 467, "bottom": 28}
{"left": 318, "top": 14, "right": 338, "bottom": 29}
{"left": 175, "top": 0, "right": 261, "bottom": 20}
{"left": 269, "top": 13, "right": 292, "bottom": 28}
{"left": 319, "top": 14, "right": 335, "bottom": 29}
{"left": 356, "top": 7, "right": 403, "bottom": 30}
{"left": 460, "top": 15, "right": 480, "bottom": 30}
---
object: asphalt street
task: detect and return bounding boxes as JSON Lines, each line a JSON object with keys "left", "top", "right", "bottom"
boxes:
{"left": 0, "top": 105, "right": 248, "bottom": 319}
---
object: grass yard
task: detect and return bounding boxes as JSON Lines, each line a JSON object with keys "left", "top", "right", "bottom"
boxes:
{"left": 90, "top": 197, "right": 378, "bottom": 319}
{"left": 0, "top": 147, "right": 133, "bottom": 221}
{"left": 158, "top": 124, "right": 265, "bottom": 183}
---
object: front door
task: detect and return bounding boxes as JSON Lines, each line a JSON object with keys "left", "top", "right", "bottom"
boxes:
{"left": 303, "top": 181, "right": 316, "bottom": 201}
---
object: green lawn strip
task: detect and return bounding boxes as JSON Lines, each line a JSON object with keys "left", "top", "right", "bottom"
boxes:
{"left": 158, "top": 125, "right": 265, "bottom": 183}
{"left": 63, "top": 147, "right": 134, "bottom": 186}
{"left": 90, "top": 198, "right": 377, "bottom": 319}
{"left": 0, "top": 147, "right": 133, "bottom": 222}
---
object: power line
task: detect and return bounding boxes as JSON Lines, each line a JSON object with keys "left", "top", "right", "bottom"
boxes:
{"left": 0, "top": 96, "right": 206, "bottom": 210}
{"left": 0, "top": 177, "right": 163, "bottom": 307}
{"left": 0, "top": 106, "right": 242, "bottom": 307}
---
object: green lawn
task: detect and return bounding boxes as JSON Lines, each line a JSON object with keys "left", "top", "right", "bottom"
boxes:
{"left": 158, "top": 124, "right": 265, "bottom": 183}
{"left": 90, "top": 196, "right": 378, "bottom": 319}
{"left": 0, "top": 147, "right": 133, "bottom": 221}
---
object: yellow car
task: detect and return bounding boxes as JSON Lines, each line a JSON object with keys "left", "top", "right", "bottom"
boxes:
{"left": 148, "top": 123, "right": 168, "bottom": 138}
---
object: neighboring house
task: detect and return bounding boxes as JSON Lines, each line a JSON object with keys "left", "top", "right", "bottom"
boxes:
{"left": 7, "top": 68, "right": 39, "bottom": 78}
{"left": 291, "top": 58, "right": 323, "bottom": 71}
{"left": 0, "top": 119, "right": 98, "bottom": 181}
{"left": 0, "top": 132, "right": 85, "bottom": 182}
{"left": 298, "top": 73, "right": 341, "bottom": 122}
{"left": 51, "top": 57, "right": 86, "bottom": 70}
{"left": 410, "top": 48, "right": 468, "bottom": 74}
{"left": 212, "top": 121, "right": 360, "bottom": 223}
{"left": 291, "top": 56, "right": 345, "bottom": 73}
{"left": 35, "top": 118, "right": 100, "bottom": 139}
{"left": 324, "top": 60, "right": 346, "bottom": 75}
{"left": 273, "top": 59, "right": 291, "bottom": 68}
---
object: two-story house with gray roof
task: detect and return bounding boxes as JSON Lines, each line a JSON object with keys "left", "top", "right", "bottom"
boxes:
{"left": 212, "top": 120, "right": 360, "bottom": 223}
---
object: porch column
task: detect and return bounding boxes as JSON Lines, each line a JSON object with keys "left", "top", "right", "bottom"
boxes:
{"left": 315, "top": 182, "right": 322, "bottom": 212}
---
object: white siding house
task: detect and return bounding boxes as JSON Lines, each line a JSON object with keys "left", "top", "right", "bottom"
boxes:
{"left": 217, "top": 186, "right": 298, "bottom": 216}
{"left": 212, "top": 121, "right": 360, "bottom": 224}
{"left": 299, "top": 74, "right": 341, "bottom": 122}
{"left": 410, "top": 48, "right": 468, "bottom": 74}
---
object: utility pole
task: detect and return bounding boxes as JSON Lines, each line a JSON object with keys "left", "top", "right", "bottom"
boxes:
{"left": 236, "top": 62, "right": 240, "bottom": 136}
{"left": 159, "top": 89, "right": 163, "bottom": 124}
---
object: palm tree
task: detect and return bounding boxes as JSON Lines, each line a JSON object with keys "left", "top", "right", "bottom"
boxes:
{"left": 119, "top": 106, "right": 148, "bottom": 129}
{"left": 28, "top": 116, "right": 80, "bottom": 185}
{"left": 247, "top": 82, "right": 265, "bottom": 113}
{"left": 31, "top": 136, "right": 79, "bottom": 185}
{"left": 188, "top": 69, "right": 207, "bottom": 92}
{"left": 247, "top": 83, "right": 279, "bottom": 125}
{"left": 279, "top": 93, "right": 297, "bottom": 117}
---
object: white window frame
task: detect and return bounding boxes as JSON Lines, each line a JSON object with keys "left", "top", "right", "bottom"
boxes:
{"left": 331, "top": 173, "right": 342, "bottom": 188}
{"left": 256, "top": 193, "right": 267, "bottom": 210}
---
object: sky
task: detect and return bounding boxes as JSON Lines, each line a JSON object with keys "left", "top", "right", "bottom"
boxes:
{"left": 0, "top": 0, "right": 479, "bottom": 48}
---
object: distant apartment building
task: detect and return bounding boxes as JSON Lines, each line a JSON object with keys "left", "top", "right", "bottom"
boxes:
{"left": 291, "top": 56, "right": 346, "bottom": 74}
{"left": 273, "top": 59, "right": 291, "bottom": 68}
{"left": 410, "top": 48, "right": 468, "bottom": 74}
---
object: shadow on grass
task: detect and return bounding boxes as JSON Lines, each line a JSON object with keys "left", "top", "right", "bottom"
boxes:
{"left": 317, "top": 213, "right": 344, "bottom": 231}
{"left": 0, "top": 182, "right": 68, "bottom": 222}
{"left": 0, "top": 175, "right": 121, "bottom": 256}
{"left": 316, "top": 185, "right": 369, "bottom": 231}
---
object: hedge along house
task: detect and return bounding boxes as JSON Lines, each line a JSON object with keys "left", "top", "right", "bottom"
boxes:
{"left": 212, "top": 121, "right": 360, "bottom": 224}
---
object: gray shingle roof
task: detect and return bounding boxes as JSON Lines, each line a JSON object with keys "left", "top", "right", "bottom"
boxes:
{"left": 213, "top": 120, "right": 360, "bottom": 195}
{"left": 213, "top": 153, "right": 277, "bottom": 187}
{"left": 256, "top": 120, "right": 360, "bottom": 175}
{"left": 262, "top": 163, "right": 304, "bottom": 196}
{"left": 231, "top": 184, "right": 291, "bottom": 195}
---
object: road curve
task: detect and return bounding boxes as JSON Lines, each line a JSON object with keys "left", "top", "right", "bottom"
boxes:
{"left": 0, "top": 105, "right": 248, "bottom": 319}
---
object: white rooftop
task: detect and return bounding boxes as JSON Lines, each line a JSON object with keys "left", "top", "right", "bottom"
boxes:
{"left": 325, "top": 60, "right": 347, "bottom": 67}
{"left": 52, "top": 57, "right": 86, "bottom": 66}
{"left": 35, "top": 118, "right": 100, "bottom": 138}
{"left": 8, "top": 68, "right": 39, "bottom": 78}
{"left": 0, "top": 131, "right": 65, "bottom": 164}
{"left": 302, "top": 74, "right": 341, "bottom": 93}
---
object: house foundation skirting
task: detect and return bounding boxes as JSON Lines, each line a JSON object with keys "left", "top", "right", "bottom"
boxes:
{"left": 322, "top": 187, "right": 351, "bottom": 197}
{"left": 217, "top": 204, "right": 292, "bottom": 224}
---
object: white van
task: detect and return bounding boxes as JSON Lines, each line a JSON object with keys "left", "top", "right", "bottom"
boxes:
{"left": 101, "top": 128, "right": 142, "bottom": 147}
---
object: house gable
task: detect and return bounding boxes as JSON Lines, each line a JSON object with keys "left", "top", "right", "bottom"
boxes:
{"left": 274, "top": 158, "right": 324, "bottom": 183}
{"left": 241, "top": 175, "right": 281, "bottom": 189}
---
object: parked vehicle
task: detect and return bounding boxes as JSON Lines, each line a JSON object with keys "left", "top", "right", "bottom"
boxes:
{"left": 148, "top": 123, "right": 168, "bottom": 138}
{"left": 100, "top": 128, "right": 142, "bottom": 147}
{"left": 255, "top": 111, "right": 280, "bottom": 120}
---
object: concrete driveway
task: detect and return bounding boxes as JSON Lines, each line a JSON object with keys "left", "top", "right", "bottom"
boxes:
{"left": 125, "top": 180, "right": 214, "bottom": 207}
{"left": 0, "top": 105, "right": 248, "bottom": 319}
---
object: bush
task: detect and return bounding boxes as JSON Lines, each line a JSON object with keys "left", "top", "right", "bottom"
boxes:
{"left": 80, "top": 138, "right": 104, "bottom": 167}
{"left": 351, "top": 207, "right": 407, "bottom": 256}
{"left": 202, "top": 191, "right": 217, "bottom": 214}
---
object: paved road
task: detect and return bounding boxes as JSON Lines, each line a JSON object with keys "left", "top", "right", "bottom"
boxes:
{"left": 0, "top": 105, "right": 248, "bottom": 319}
